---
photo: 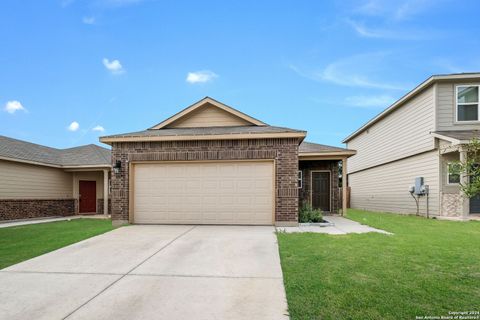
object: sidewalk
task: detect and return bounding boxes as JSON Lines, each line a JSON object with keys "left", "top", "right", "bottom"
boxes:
{"left": 0, "top": 215, "right": 110, "bottom": 228}
{"left": 277, "top": 215, "right": 392, "bottom": 235}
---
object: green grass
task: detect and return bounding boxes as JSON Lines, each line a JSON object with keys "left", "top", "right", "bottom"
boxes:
{"left": 277, "top": 209, "right": 480, "bottom": 320}
{"left": 0, "top": 219, "right": 115, "bottom": 269}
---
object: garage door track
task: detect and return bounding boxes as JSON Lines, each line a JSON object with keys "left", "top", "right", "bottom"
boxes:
{"left": 0, "top": 225, "right": 289, "bottom": 320}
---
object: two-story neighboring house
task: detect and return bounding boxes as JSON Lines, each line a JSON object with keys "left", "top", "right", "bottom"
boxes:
{"left": 343, "top": 73, "right": 480, "bottom": 219}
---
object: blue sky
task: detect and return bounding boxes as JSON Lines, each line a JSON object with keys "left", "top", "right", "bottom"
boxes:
{"left": 1, "top": 0, "right": 479, "bottom": 149}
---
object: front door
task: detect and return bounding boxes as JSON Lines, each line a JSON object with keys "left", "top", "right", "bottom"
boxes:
{"left": 471, "top": 195, "right": 480, "bottom": 214}
{"left": 311, "top": 172, "right": 330, "bottom": 212}
{"left": 79, "top": 181, "right": 96, "bottom": 213}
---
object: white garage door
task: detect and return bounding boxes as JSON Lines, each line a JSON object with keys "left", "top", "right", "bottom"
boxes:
{"left": 132, "top": 161, "right": 274, "bottom": 225}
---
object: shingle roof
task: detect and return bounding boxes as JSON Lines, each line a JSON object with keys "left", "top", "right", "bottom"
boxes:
{"left": 433, "top": 130, "right": 480, "bottom": 142}
{"left": 299, "top": 141, "right": 355, "bottom": 154}
{"left": 0, "top": 135, "right": 111, "bottom": 167}
{"left": 101, "top": 125, "right": 305, "bottom": 139}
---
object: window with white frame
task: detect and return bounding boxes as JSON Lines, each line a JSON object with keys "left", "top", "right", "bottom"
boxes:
{"left": 298, "top": 170, "right": 303, "bottom": 188}
{"left": 456, "top": 85, "right": 479, "bottom": 122}
{"left": 447, "top": 162, "right": 461, "bottom": 184}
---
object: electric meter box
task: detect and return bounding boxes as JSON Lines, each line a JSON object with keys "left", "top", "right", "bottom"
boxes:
{"left": 414, "top": 177, "right": 424, "bottom": 195}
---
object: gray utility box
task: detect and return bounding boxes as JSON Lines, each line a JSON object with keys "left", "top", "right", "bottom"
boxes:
{"left": 414, "top": 177, "right": 424, "bottom": 195}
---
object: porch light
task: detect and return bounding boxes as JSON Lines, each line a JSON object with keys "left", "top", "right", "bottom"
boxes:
{"left": 113, "top": 160, "right": 122, "bottom": 174}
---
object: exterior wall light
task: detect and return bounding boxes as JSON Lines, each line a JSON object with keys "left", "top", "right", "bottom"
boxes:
{"left": 113, "top": 160, "right": 122, "bottom": 174}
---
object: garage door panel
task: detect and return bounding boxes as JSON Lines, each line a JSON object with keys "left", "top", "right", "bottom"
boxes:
{"left": 133, "top": 161, "right": 273, "bottom": 225}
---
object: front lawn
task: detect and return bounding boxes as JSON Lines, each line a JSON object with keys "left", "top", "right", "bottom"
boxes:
{"left": 0, "top": 219, "right": 115, "bottom": 269}
{"left": 277, "top": 210, "right": 480, "bottom": 320}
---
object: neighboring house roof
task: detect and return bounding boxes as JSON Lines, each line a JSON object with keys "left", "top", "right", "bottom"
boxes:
{"left": 0, "top": 135, "right": 111, "bottom": 168}
{"left": 299, "top": 141, "right": 356, "bottom": 158}
{"left": 431, "top": 130, "right": 480, "bottom": 144}
{"left": 100, "top": 97, "right": 307, "bottom": 144}
{"left": 343, "top": 72, "right": 480, "bottom": 143}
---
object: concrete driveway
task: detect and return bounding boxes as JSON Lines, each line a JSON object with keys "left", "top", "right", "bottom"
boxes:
{"left": 0, "top": 225, "right": 288, "bottom": 320}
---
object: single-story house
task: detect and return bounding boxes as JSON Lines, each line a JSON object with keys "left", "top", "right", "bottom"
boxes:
{"left": 343, "top": 73, "right": 480, "bottom": 219}
{"left": 100, "top": 97, "right": 355, "bottom": 226}
{"left": 0, "top": 135, "right": 111, "bottom": 221}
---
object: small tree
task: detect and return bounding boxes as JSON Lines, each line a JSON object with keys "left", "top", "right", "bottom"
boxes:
{"left": 449, "top": 138, "right": 480, "bottom": 198}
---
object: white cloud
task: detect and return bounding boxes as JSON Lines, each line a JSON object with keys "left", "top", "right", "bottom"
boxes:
{"left": 60, "top": 0, "right": 75, "bottom": 7}
{"left": 347, "top": 19, "right": 384, "bottom": 38}
{"left": 186, "top": 70, "right": 218, "bottom": 84}
{"left": 432, "top": 58, "right": 465, "bottom": 74}
{"left": 68, "top": 121, "right": 80, "bottom": 132}
{"left": 355, "top": 0, "right": 436, "bottom": 21}
{"left": 355, "top": 0, "right": 384, "bottom": 16}
{"left": 97, "top": 0, "right": 145, "bottom": 7}
{"left": 4, "top": 100, "right": 27, "bottom": 114}
{"left": 290, "top": 53, "right": 408, "bottom": 91}
{"left": 345, "top": 19, "right": 433, "bottom": 40}
{"left": 82, "top": 16, "right": 96, "bottom": 25}
{"left": 92, "top": 125, "right": 105, "bottom": 132}
{"left": 322, "top": 63, "right": 404, "bottom": 90}
{"left": 102, "top": 58, "right": 124, "bottom": 74}
{"left": 344, "top": 95, "right": 396, "bottom": 108}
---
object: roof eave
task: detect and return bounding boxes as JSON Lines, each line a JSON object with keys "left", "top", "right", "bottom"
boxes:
{"left": 0, "top": 155, "right": 62, "bottom": 168}
{"left": 62, "top": 164, "right": 112, "bottom": 169}
{"left": 299, "top": 150, "right": 357, "bottom": 159}
{"left": 0, "top": 155, "right": 111, "bottom": 169}
{"left": 431, "top": 132, "right": 478, "bottom": 145}
{"left": 100, "top": 132, "right": 306, "bottom": 144}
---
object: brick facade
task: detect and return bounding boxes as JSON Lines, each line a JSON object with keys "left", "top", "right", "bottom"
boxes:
{"left": 0, "top": 199, "right": 75, "bottom": 221}
{"left": 299, "top": 160, "right": 340, "bottom": 214}
{"left": 97, "top": 199, "right": 112, "bottom": 215}
{"left": 110, "top": 138, "right": 300, "bottom": 225}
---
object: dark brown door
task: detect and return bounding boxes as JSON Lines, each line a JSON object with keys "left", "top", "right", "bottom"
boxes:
{"left": 79, "top": 181, "right": 96, "bottom": 213}
{"left": 311, "top": 172, "right": 330, "bottom": 212}
{"left": 471, "top": 195, "right": 480, "bottom": 214}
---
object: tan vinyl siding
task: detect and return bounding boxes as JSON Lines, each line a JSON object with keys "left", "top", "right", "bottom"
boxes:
{"left": 347, "top": 86, "right": 436, "bottom": 173}
{"left": 167, "top": 104, "right": 252, "bottom": 128}
{"left": 349, "top": 150, "right": 440, "bottom": 215}
{"left": 0, "top": 160, "right": 73, "bottom": 199}
{"left": 437, "top": 81, "right": 480, "bottom": 131}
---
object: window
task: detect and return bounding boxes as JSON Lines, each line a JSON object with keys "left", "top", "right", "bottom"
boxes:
{"left": 456, "top": 85, "right": 479, "bottom": 122}
{"left": 298, "top": 170, "right": 303, "bottom": 188}
{"left": 447, "top": 163, "right": 461, "bottom": 184}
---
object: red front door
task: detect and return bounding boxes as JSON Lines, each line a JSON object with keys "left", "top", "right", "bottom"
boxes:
{"left": 79, "top": 181, "right": 96, "bottom": 213}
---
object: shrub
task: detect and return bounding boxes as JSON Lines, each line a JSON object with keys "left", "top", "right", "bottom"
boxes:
{"left": 299, "top": 203, "right": 323, "bottom": 223}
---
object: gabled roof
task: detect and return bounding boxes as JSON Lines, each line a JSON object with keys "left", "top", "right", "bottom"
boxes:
{"left": 0, "top": 135, "right": 111, "bottom": 168}
{"left": 150, "top": 97, "right": 267, "bottom": 129}
{"left": 101, "top": 97, "right": 306, "bottom": 144}
{"left": 299, "top": 141, "right": 356, "bottom": 158}
{"left": 343, "top": 72, "right": 480, "bottom": 143}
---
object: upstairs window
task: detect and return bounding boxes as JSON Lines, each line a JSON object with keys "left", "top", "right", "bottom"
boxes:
{"left": 456, "top": 85, "right": 479, "bottom": 122}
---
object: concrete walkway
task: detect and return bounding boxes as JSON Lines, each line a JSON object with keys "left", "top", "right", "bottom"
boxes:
{"left": 277, "top": 216, "right": 392, "bottom": 235}
{"left": 0, "top": 215, "right": 110, "bottom": 228}
{"left": 0, "top": 225, "right": 288, "bottom": 320}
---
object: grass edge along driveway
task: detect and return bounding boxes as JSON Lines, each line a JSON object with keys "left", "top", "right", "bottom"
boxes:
{"left": 0, "top": 219, "right": 115, "bottom": 269}
{"left": 277, "top": 209, "right": 480, "bottom": 320}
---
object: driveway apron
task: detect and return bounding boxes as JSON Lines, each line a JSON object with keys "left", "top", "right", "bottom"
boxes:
{"left": 0, "top": 225, "right": 289, "bottom": 320}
